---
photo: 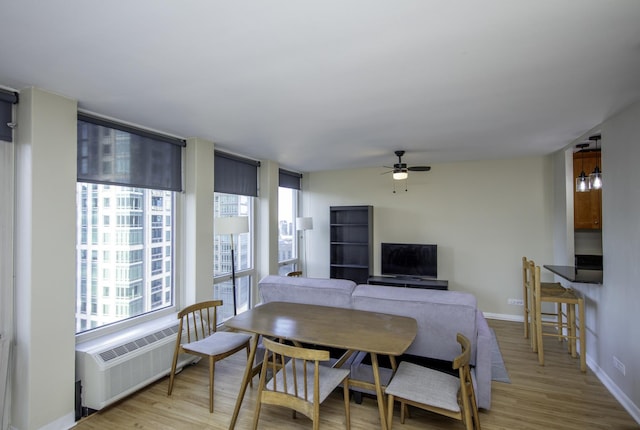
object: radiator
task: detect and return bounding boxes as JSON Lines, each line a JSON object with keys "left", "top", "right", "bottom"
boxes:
{"left": 75, "top": 314, "right": 197, "bottom": 410}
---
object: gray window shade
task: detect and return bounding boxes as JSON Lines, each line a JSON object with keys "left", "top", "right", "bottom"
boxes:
{"left": 279, "top": 169, "right": 302, "bottom": 190}
{"left": 77, "top": 113, "right": 185, "bottom": 191}
{"left": 0, "top": 89, "right": 18, "bottom": 142}
{"left": 214, "top": 150, "right": 260, "bottom": 197}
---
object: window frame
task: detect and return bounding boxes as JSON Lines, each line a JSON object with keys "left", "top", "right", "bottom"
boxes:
{"left": 75, "top": 113, "right": 184, "bottom": 342}
{"left": 213, "top": 192, "right": 256, "bottom": 323}
{"left": 277, "top": 186, "right": 300, "bottom": 275}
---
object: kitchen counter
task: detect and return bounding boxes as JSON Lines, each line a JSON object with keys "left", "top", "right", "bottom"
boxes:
{"left": 543, "top": 265, "right": 603, "bottom": 285}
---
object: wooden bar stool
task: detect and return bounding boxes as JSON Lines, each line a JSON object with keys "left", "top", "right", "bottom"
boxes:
{"left": 531, "top": 262, "right": 586, "bottom": 372}
{"left": 522, "top": 257, "right": 566, "bottom": 350}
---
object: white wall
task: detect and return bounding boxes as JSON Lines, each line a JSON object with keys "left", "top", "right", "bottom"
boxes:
{"left": 14, "top": 88, "right": 77, "bottom": 430}
{"left": 305, "top": 155, "right": 556, "bottom": 316}
{"left": 1, "top": 123, "right": 15, "bottom": 430}
{"left": 592, "top": 100, "right": 640, "bottom": 416}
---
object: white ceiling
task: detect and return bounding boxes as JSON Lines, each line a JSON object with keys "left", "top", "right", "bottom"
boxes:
{"left": 2, "top": 1, "right": 640, "bottom": 173}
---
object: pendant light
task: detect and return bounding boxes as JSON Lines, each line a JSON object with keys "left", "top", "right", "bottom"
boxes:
{"left": 575, "top": 143, "right": 590, "bottom": 193}
{"left": 589, "top": 134, "right": 602, "bottom": 190}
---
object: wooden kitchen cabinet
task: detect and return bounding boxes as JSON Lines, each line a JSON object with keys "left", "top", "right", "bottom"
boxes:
{"left": 573, "top": 151, "right": 602, "bottom": 230}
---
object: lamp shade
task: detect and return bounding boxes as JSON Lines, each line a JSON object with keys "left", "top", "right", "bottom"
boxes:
{"left": 393, "top": 170, "right": 408, "bottom": 180}
{"left": 576, "top": 173, "right": 590, "bottom": 192}
{"left": 590, "top": 167, "right": 602, "bottom": 190}
{"left": 296, "top": 217, "right": 313, "bottom": 231}
{"left": 215, "top": 216, "right": 249, "bottom": 235}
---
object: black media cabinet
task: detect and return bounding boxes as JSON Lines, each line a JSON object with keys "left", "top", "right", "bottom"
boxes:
{"left": 367, "top": 275, "right": 448, "bottom": 290}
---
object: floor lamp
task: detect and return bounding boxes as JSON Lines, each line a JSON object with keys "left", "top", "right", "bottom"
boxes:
{"left": 215, "top": 216, "right": 249, "bottom": 315}
{"left": 296, "top": 217, "right": 313, "bottom": 276}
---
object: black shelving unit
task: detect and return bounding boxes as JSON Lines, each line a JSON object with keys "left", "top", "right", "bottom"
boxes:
{"left": 330, "top": 205, "right": 373, "bottom": 284}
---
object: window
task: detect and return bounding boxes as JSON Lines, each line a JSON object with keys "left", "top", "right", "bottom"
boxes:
{"left": 75, "top": 113, "right": 184, "bottom": 334}
{"left": 278, "top": 169, "right": 302, "bottom": 276}
{"left": 214, "top": 193, "right": 252, "bottom": 322}
{"left": 278, "top": 187, "right": 298, "bottom": 275}
{"left": 213, "top": 150, "right": 259, "bottom": 323}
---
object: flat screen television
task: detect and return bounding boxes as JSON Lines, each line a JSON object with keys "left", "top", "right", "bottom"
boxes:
{"left": 381, "top": 242, "right": 437, "bottom": 279}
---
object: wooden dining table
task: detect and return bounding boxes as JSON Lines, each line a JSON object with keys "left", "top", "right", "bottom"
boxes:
{"left": 224, "top": 301, "right": 417, "bottom": 430}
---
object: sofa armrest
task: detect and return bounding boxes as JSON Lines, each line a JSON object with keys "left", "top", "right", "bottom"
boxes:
{"left": 474, "top": 310, "right": 492, "bottom": 410}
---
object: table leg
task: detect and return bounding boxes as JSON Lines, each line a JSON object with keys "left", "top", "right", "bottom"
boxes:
{"left": 370, "top": 353, "right": 388, "bottom": 430}
{"left": 333, "top": 349, "right": 355, "bottom": 369}
{"left": 229, "top": 333, "right": 259, "bottom": 430}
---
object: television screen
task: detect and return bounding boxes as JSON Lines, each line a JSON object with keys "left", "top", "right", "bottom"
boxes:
{"left": 381, "top": 243, "right": 437, "bottom": 278}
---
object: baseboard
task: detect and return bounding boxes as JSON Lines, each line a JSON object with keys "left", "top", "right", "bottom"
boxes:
{"left": 483, "top": 312, "right": 522, "bottom": 322}
{"left": 588, "top": 357, "right": 640, "bottom": 425}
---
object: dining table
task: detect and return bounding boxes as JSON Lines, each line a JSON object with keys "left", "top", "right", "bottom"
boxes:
{"left": 224, "top": 301, "right": 417, "bottom": 430}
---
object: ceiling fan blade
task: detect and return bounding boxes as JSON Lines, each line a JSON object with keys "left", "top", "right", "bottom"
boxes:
{"left": 408, "top": 166, "right": 431, "bottom": 172}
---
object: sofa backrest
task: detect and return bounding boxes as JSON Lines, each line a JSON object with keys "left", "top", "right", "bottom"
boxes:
{"left": 352, "top": 284, "right": 478, "bottom": 363}
{"left": 258, "top": 275, "right": 357, "bottom": 309}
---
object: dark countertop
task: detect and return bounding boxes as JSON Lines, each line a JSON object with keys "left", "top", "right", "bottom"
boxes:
{"left": 543, "top": 265, "right": 603, "bottom": 285}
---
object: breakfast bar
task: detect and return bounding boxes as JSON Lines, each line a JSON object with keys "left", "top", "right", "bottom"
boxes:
{"left": 543, "top": 265, "right": 603, "bottom": 284}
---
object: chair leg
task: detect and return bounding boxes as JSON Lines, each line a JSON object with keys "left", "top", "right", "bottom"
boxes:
{"left": 568, "top": 303, "right": 576, "bottom": 357}
{"left": 252, "top": 395, "right": 263, "bottom": 430}
{"left": 209, "top": 358, "right": 215, "bottom": 413}
{"left": 386, "top": 394, "right": 395, "bottom": 430}
{"left": 523, "top": 285, "right": 529, "bottom": 339}
{"left": 578, "top": 298, "right": 586, "bottom": 372}
{"left": 556, "top": 303, "right": 563, "bottom": 342}
{"left": 536, "top": 303, "right": 544, "bottom": 366}
{"left": 313, "top": 400, "right": 320, "bottom": 430}
{"left": 167, "top": 347, "right": 180, "bottom": 395}
{"left": 529, "top": 304, "right": 536, "bottom": 351}
{"left": 252, "top": 359, "right": 268, "bottom": 430}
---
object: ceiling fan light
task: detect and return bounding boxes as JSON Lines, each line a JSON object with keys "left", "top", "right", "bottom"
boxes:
{"left": 393, "top": 170, "right": 408, "bottom": 180}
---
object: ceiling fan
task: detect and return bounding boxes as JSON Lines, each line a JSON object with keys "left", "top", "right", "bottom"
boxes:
{"left": 383, "top": 150, "right": 431, "bottom": 181}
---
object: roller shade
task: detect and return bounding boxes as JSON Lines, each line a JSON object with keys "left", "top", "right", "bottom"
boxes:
{"left": 214, "top": 150, "right": 260, "bottom": 197}
{"left": 279, "top": 169, "right": 302, "bottom": 190}
{"left": 77, "top": 112, "right": 185, "bottom": 191}
{"left": 0, "top": 89, "right": 18, "bottom": 142}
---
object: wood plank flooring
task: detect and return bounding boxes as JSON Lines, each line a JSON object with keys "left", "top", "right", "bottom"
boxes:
{"left": 73, "top": 319, "right": 639, "bottom": 429}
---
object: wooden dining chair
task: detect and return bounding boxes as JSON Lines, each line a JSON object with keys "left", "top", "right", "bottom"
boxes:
{"left": 287, "top": 270, "right": 303, "bottom": 277}
{"left": 253, "top": 337, "right": 351, "bottom": 430}
{"left": 385, "top": 333, "right": 480, "bottom": 430}
{"left": 167, "top": 300, "right": 252, "bottom": 413}
{"left": 531, "top": 263, "right": 586, "bottom": 372}
{"left": 522, "top": 257, "right": 566, "bottom": 349}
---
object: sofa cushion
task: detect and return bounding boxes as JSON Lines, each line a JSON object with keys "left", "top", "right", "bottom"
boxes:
{"left": 258, "top": 275, "right": 357, "bottom": 309}
{"left": 352, "top": 284, "right": 477, "bottom": 363}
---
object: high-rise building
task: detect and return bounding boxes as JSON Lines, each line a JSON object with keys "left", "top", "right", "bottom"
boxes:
{"left": 76, "top": 183, "right": 174, "bottom": 332}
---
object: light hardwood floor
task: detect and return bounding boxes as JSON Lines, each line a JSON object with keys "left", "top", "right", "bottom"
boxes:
{"left": 73, "top": 319, "right": 639, "bottom": 429}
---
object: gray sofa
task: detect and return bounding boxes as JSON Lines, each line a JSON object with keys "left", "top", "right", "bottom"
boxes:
{"left": 258, "top": 275, "right": 493, "bottom": 410}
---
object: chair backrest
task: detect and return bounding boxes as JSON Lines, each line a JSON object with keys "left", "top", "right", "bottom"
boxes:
{"left": 530, "top": 261, "right": 542, "bottom": 303}
{"left": 453, "top": 333, "right": 480, "bottom": 430}
{"left": 522, "top": 256, "right": 530, "bottom": 290}
{"left": 287, "top": 271, "right": 303, "bottom": 277}
{"left": 258, "top": 337, "right": 330, "bottom": 416}
{"left": 176, "top": 300, "right": 222, "bottom": 343}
